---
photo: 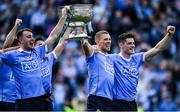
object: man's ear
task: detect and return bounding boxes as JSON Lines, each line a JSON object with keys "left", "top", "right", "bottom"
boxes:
{"left": 18, "top": 41, "right": 21, "bottom": 46}
{"left": 118, "top": 42, "right": 123, "bottom": 48}
{"left": 95, "top": 39, "right": 99, "bottom": 45}
{"left": 18, "top": 38, "right": 22, "bottom": 45}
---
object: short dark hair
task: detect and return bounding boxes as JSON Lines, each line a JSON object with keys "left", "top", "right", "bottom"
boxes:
{"left": 17, "top": 28, "right": 33, "bottom": 40}
{"left": 95, "top": 30, "right": 109, "bottom": 41}
{"left": 118, "top": 32, "right": 135, "bottom": 43}
{"left": 35, "top": 36, "right": 44, "bottom": 43}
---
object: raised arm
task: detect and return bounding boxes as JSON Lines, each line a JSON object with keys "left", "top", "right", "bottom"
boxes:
{"left": 81, "top": 39, "right": 94, "bottom": 56}
{"left": 144, "top": 26, "right": 176, "bottom": 61}
{"left": 45, "top": 6, "right": 69, "bottom": 50}
{"left": 79, "top": 26, "right": 94, "bottom": 56}
{"left": 3, "top": 18, "right": 22, "bottom": 49}
{"left": 53, "top": 27, "right": 71, "bottom": 58}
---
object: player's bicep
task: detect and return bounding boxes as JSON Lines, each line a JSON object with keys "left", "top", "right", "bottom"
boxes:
{"left": 82, "top": 41, "right": 94, "bottom": 57}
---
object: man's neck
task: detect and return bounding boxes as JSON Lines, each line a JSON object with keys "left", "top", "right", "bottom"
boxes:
{"left": 100, "top": 50, "right": 108, "bottom": 54}
{"left": 97, "top": 46, "right": 108, "bottom": 54}
{"left": 120, "top": 52, "right": 131, "bottom": 59}
{"left": 99, "top": 48, "right": 108, "bottom": 54}
{"left": 20, "top": 46, "right": 32, "bottom": 52}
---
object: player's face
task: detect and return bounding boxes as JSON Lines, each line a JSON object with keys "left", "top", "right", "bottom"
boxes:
{"left": 122, "top": 38, "right": 135, "bottom": 55}
{"left": 98, "top": 34, "right": 111, "bottom": 52}
{"left": 19, "top": 31, "right": 35, "bottom": 51}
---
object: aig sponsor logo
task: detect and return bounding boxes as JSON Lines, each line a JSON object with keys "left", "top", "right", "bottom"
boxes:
{"left": 120, "top": 66, "right": 138, "bottom": 77}
{"left": 21, "top": 60, "right": 39, "bottom": 72}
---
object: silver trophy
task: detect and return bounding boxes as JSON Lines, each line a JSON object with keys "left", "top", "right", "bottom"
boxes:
{"left": 66, "top": 4, "right": 93, "bottom": 40}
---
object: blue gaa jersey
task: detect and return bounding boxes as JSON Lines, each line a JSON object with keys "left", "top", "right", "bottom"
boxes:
{"left": 0, "top": 63, "right": 16, "bottom": 103}
{"left": 109, "top": 53, "right": 145, "bottom": 101}
{"left": 0, "top": 43, "right": 47, "bottom": 99}
{"left": 40, "top": 52, "right": 57, "bottom": 94}
{"left": 86, "top": 51, "right": 114, "bottom": 100}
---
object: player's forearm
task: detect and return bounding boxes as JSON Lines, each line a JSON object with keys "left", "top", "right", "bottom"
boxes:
{"left": 45, "top": 16, "right": 67, "bottom": 49}
{"left": 145, "top": 26, "right": 175, "bottom": 62}
{"left": 154, "top": 32, "right": 173, "bottom": 52}
{"left": 3, "top": 24, "right": 19, "bottom": 49}
{"left": 49, "top": 16, "right": 67, "bottom": 39}
{"left": 145, "top": 33, "right": 172, "bottom": 61}
{"left": 82, "top": 40, "right": 93, "bottom": 56}
{"left": 2, "top": 46, "right": 20, "bottom": 53}
{"left": 53, "top": 27, "right": 71, "bottom": 58}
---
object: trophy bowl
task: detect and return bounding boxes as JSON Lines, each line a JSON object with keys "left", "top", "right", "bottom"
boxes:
{"left": 67, "top": 4, "right": 93, "bottom": 40}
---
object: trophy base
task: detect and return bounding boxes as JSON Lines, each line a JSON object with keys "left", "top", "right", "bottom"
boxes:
{"left": 66, "top": 33, "right": 89, "bottom": 40}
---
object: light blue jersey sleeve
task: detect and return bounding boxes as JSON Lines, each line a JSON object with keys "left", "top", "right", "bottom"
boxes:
{"left": 48, "top": 51, "right": 57, "bottom": 61}
{"left": 0, "top": 51, "right": 16, "bottom": 66}
{"left": 132, "top": 52, "right": 145, "bottom": 67}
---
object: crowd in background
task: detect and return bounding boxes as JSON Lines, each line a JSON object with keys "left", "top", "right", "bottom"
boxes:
{"left": 0, "top": 0, "right": 179, "bottom": 111}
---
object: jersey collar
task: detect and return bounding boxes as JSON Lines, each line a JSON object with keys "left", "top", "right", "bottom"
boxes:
{"left": 18, "top": 48, "right": 31, "bottom": 53}
{"left": 119, "top": 53, "right": 131, "bottom": 61}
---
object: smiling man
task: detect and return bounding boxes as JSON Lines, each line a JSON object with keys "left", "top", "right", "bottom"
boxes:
{"left": 0, "top": 6, "right": 70, "bottom": 111}
{"left": 109, "top": 26, "right": 176, "bottom": 111}
{"left": 81, "top": 30, "right": 114, "bottom": 111}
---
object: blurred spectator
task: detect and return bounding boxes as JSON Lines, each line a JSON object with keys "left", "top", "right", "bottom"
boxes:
{"left": 30, "top": 4, "right": 47, "bottom": 35}
{"left": 158, "top": 88, "right": 177, "bottom": 111}
{"left": 53, "top": 77, "right": 66, "bottom": 111}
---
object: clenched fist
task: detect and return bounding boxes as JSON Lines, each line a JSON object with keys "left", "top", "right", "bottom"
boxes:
{"left": 61, "top": 5, "right": 70, "bottom": 18}
{"left": 15, "top": 18, "right": 22, "bottom": 26}
{"left": 167, "top": 25, "right": 176, "bottom": 34}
